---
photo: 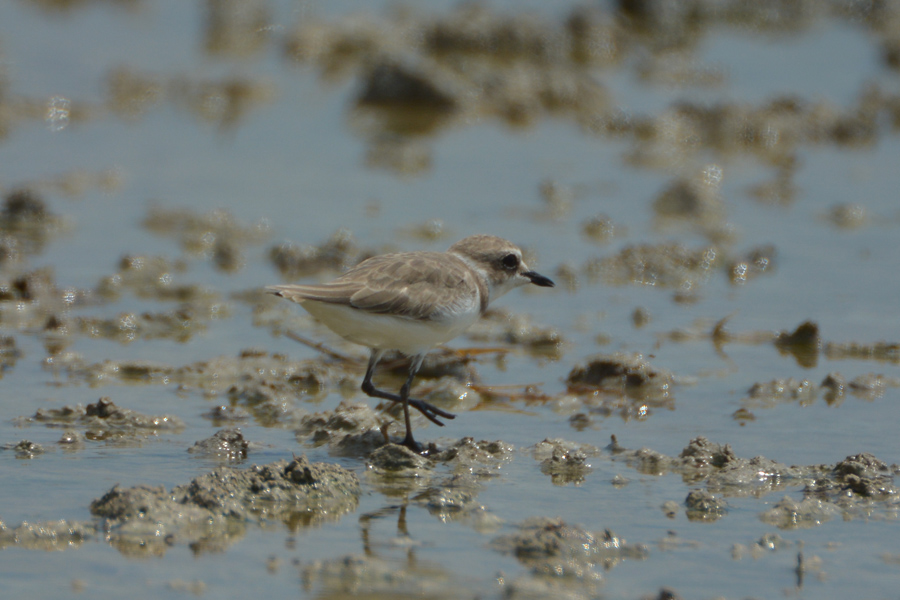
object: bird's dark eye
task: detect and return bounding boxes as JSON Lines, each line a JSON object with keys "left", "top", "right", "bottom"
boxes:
{"left": 501, "top": 253, "right": 519, "bottom": 269}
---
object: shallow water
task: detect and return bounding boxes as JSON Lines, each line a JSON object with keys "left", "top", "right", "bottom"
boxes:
{"left": 1, "top": 1, "right": 899, "bottom": 599}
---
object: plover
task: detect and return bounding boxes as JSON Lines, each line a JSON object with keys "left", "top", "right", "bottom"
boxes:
{"left": 268, "top": 234, "right": 555, "bottom": 451}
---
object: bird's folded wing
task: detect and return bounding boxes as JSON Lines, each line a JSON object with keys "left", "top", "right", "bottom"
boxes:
{"left": 267, "top": 253, "right": 478, "bottom": 322}
{"left": 266, "top": 282, "right": 359, "bottom": 306}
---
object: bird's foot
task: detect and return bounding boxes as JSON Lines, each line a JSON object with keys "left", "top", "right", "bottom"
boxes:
{"left": 407, "top": 398, "right": 456, "bottom": 426}
{"left": 363, "top": 383, "right": 456, "bottom": 426}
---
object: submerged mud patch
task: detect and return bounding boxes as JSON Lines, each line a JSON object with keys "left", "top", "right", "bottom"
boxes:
{"left": 562, "top": 353, "right": 679, "bottom": 421}
{"left": 466, "top": 307, "right": 564, "bottom": 359}
{"left": 2, "top": 439, "right": 46, "bottom": 459}
{"left": 142, "top": 206, "right": 271, "bottom": 272}
{"left": 90, "top": 455, "right": 359, "bottom": 555}
{"left": 0, "top": 455, "right": 359, "bottom": 555}
{"left": 744, "top": 372, "right": 900, "bottom": 409}
{"left": 47, "top": 350, "right": 357, "bottom": 427}
{"left": 298, "top": 552, "right": 461, "bottom": 599}
{"left": 364, "top": 438, "right": 515, "bottom": 515}
{"left": 610, "top": 436, "right": 899, "bottom": 526}
{"left": 490, "top": 517, "right": 648, "bottom": 596}
{"left": 532, "top": 438, "right": 600, "bottom": 486}
{"left": 0, "top": 519, "right": 98, "bottom": 551}
{"left": 187, "top": 427, "right": 252, "bottom": 461}
{"left": 20, "top": 397, "right": 184, "bottom": 443}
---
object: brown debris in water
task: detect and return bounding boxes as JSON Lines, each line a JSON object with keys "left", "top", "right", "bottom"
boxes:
{"left": 23, "top": 397, "right": 184, "bottom": 442}
{"left": 824, "top": 340, "right": 900, "bottom": 364}
{"left": 46, "top": 348, "right": 487, "bottom": 439}
{"left": 202, "top": 0, "right": 270, "bottom": 59}
{"left": 610, "top": 436, "right": 899, "bottom": 526}
{"left": 658, "top": 318, "right": 898, "bottom": 370}
{"left": 727, "top": 245, "right": 776, "bottom": 285}
{"left": 201, "top": 404, "right": 251, "bottom": 426}
{"left": 142, "top": 206, "right": 271, "bottom": 272}
{"left": 18, "top": 1, "right": 900, "bottom": 179}
{"left": 96, "top": 255, "right": 189, "bottom": 300}
{"left": 622, "top": 85, "right": 891, "bottom": 172}
{"left": 538, "top": 179, "right": 575, "bottom": 220}
{"left": 354, "top": 60, "right": 458, "bottom": 135}
{"left": 659, "top": 314, "right": 775, "bottom": 347}
{"left": 490, "top": 517, "right": 647, "bottom": 593}
{"left": 465, "top": 307, "right": 563, "bottom": 359}
{"left": 46, "top": 351, "right": 349, "bottom": 427}
{"left": 413, "top": 473, "right": 495, "bottom": 528}
{"left": 631, "top": 307, "right": 651, "bottom": 329}
{"left": 432, "top": 437, "right": 515, "bottom": 475}
{"left": 580, "top": 213, "right": 618, "bottom": 245}
{"left": 367, "top": 443, "right": 433, "bottom": 476}
{"left": 57, "top": 429, "right": 85, "bottom": 449}
{"left": 0, "top": 519, "right": 98, "bottom": 552}
{"left": 105, "top": 67, "right": 164, "bottom": 120}
{"left": 761, "top": 453, "right": 897, "bottom": 528}
{"left": 0, "top": 267, "right": 97, "bottom": 339}
{"left": 560, "top": 353, "right": 678, "bottom": 422}
{"left": 0, "top": 335, "right": 21, "bottom": 375}
{"left": 743, "top": 371, "right": 900, "bottom": 408}
{"left": 2, "top": 439, "right": 46, "bottom": 459}
{"left": 14, "top": 168, "right": 122, "bottom": 199}
{"left": 268, "top": 229, "right": 365, "bottom": 280}
{"left": 652, "top": 169, "right": 729, "bottom": 239}
{"left": 749, "top": 164, "right": 798, "bottom": 206}
{"left": 399, "top": 218, "right": 449, "bottom": 242}
{"left": 685, "top": 489, "right": 727, "bottom": 522}
{"left": 284, "top": 6, "right": 613, "bottom": 173}
{"left": 589, "top": 242, "right": 776, "bottom": 297}
{"left": 363, "top": 438, "right": 515, "bottom": 500}
{"left": 188, "top": 427, "right": 251, "bottom": 461}
{"left": 363, "top": 135, "right": 433, "bottom": 174}
{"left": 730, "top": 532, "right": 795, "bottom": 561}
{"left": 745, "top": 378, "right": 817, "bottom": 407}
{"left": 73, "top": 308, "right": 213, "bottom": 344}
{"left": 774, "top": 320, "right": 821, "bottom": 368}
{"left": 297, "top": 388, "right": 511, "bottom": 465}
{"left": 298, "top": 551, "right": 460, "bottom": 599}
{"left": 759, "top": 496, "right": 842, "bottom": 529}
{"left": 56, "top": 253, "right": 232, "bottom": 344}
{"left": 810, "top": 453, "right": 898, "bottom": 501}
{"left": 532, "top": 438, "right": 600, "bottom": 486}
{"left": 2, "top": 188, "right": 52, "bottom": 227}
{"left": 89, "top": 455, "right": 360, "bottom": 555}
{"left": 587, "top": 242, "right": 719, "bottom": 298}
{"left": 0, "top": 188, "right": 69, "bottom": 263}
{"left": 105, "top": 66, "right": 275, "bottom": 131}
{"left": 826, "top": 203, "right": 868, "bottom": 229}
{"left": 552, "top": 263, "right": 580, "bottom": 294}
{"left": 567, "top": 353, "right": 674, "bottom": 397}
{"left": 297, "top": 400, "right": 388, "bottom": 455}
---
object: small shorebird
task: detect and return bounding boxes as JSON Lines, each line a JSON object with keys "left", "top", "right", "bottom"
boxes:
{"left": 268, "top": 234, "right": 554, "bottom": 452}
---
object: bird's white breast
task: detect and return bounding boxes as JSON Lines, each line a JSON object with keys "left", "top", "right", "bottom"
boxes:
{"left": 300, "top": 298, "right": 481, "bottom": 356}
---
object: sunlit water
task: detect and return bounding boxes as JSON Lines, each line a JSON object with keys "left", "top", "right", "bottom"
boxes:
{"left": 0, "top": 2, "right": 898, "bottom": 599}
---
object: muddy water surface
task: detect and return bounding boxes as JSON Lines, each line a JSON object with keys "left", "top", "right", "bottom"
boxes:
{"left": 0, "top": 1, "right": 899, "bottom": 599}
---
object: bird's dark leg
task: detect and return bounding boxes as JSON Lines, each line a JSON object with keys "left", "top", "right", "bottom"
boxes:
{"left": 360, "top": 350, "right": 456, "bottom": 428}
{"left": 396, "top": 355, "right": 425, "bottom": 451}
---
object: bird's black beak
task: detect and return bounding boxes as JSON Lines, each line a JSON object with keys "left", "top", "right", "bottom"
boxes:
{"left": 524, "top": 271, "right": 555, "bottom": 287}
